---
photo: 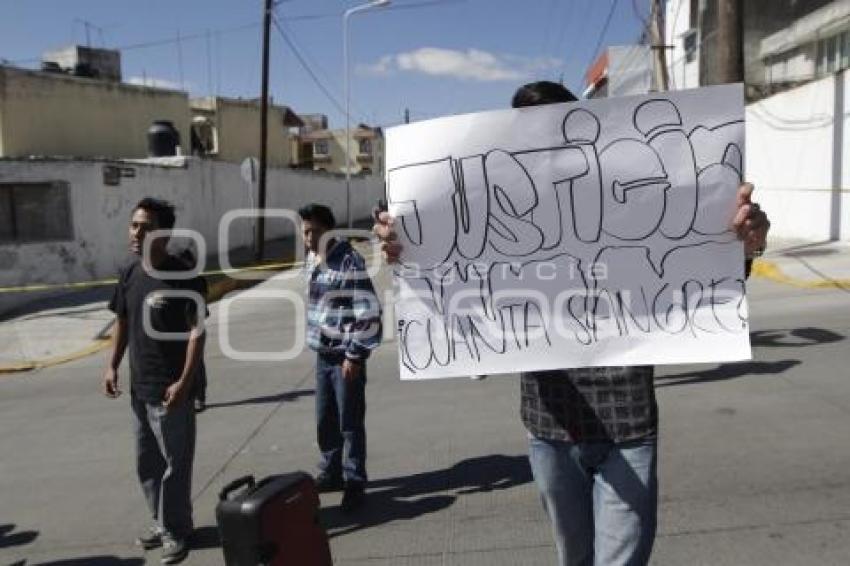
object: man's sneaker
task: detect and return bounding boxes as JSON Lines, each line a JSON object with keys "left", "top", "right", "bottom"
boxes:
{"left": 160, "top": 534, "right": 189, "bottom": 564}
{"left": 135, "top": 525, "right": 164, "bottom": 550}
{"left": 315, "top": 473, "right": 344, "bottom": 493}
{"left": 340, "top": 483, "right": 366, "bottom": 513}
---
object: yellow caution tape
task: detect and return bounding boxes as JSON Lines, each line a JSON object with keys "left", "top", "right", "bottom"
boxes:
{"left": 0, "top": 260, "right": 302, "bottom": 294}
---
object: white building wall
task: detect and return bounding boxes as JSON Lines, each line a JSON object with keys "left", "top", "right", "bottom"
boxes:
{"left": 608, "top": 45, "right": 652, "bottom": 96}
{"left": 746, "top": 72, "right": 850, "bottom": 241}
{"left": 665, "top": 0, "right": 700, "bottom": 90}
{"left": 765, "top": 45, "right": 818, "bottom": 84}
{"left": 0, "top": 158, "right": 384, "bottom": 288}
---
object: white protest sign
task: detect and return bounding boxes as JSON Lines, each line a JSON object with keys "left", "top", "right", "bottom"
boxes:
{"left": 386, "top": 84, "right": 750, "bottom": 380}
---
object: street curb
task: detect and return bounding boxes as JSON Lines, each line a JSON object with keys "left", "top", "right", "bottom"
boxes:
{"left": 751, "top": 258, "right": 850, "bottom": 290}
{"left": 0, "top": 339, "right": 111, "bottom": 374}
{"left": 0, "top": 273, "right": 271, "bottom": 375}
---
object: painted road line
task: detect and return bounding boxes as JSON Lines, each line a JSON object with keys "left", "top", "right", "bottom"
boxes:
{"left": 752, "top": 259, "right": 850, "bottom": 290}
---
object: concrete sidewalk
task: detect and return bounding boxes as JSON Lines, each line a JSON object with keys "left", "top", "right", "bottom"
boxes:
{"left": 1, "top": 236, "right": 848, "bottom": 374}
{"left": 0, "top": 301, "right": 113, "bottom": 371}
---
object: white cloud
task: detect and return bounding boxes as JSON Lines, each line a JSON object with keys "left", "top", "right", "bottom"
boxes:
{"left": 397, "top": 47, "right": 522, "bottom": 81}
{"left": 357, "top": 48, "right": 563, "bottom": 82}
{"left": 126, "top": 76, "right": 184, "bottom": 90}
{"left": 357, "top": 55, "right": 395, "bottom": 77}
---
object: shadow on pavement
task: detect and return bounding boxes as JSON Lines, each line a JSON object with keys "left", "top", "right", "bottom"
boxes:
{"left": 0, "top": 523, "right": 39, "bottom": 549}
{"left": 656, "top": 360, "right": 801, "bottom": 388}
{"left": 205, "top": 388, "right": 315, "bottom": 410}
{"left": 780, "top": 247, "right": 839, "bottom": 258}
{"left": 191, "top": 525, "right": 221, "bottom": 550}
{"left": 751, "top": 327, "right": 844, "bottom": 348}
{"left": 320, "top": 454, "right": 533, "bottom": 538}
{"left": 30, "top": 558, "right": 144, "bottom": 566}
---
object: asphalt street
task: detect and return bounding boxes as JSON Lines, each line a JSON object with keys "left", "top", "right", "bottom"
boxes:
{"left": 1, "top": 262, "right": 849, "bottom": 565}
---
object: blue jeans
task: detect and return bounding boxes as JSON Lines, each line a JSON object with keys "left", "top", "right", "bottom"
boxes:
{"left": 315, "top": 354, "right": 367, "bottom": 484}
{"left": 528, "top": 436, "right": 657, "bottom": 566}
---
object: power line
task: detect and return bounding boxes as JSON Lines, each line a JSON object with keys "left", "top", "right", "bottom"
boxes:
{"left": 9, "top": 21, "right": 262, "bottom": 65}
{"left": 559, "top": 0, "right": 599, "bottom": 92}
{"left": 632, "top": 0, "right": 650, "bottom": 33}
{"left": 277, "top": 18, "right": 342, "bottom": 99}
{"left": 9, "top": 1, "right": 465, "bottom": 69}
{"left": 9, "top": 15, "right": 330, "bottom": 66}
{"left": 115, "top": 22, "right": 260, "bottom": 53}
{"left": 551, "top": 0, "right": 578, "bottom": 81}
{"left": 587, "top": 0, "right": 620, "bottom": 72}
{"left": 175, "top": 29, "right": 185, "bottom": 91}
{"left": 215, "top": 30, "right": 222, "bottom": 94}
{"left": 276, "top": 16, "right": 371, "bottom": 122}
{"left": 540, "top": 0, "right": 559, "bottom": 57}
{"left": 205, "top": 29, "right": 214, "bottom": 96}
{"left": 270, "top": 15, "right": 358, "bottom": 122}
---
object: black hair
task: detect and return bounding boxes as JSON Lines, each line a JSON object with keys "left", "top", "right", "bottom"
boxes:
{"left": 511, "top": 81, "right": 578, "bottom": 109}
{"left": 133, "top": 197, "right": 176, "bottom": 230}
{"left": 298, "top": 203, "right": 336, "bottom": 229}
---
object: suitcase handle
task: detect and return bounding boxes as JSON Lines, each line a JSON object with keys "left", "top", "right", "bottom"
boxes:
{"left": 219, "top": 475, "right": 256, "bottom": 501}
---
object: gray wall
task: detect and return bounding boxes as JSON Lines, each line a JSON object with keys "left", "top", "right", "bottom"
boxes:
{"left": 0, "top": 157, "right": 384, "bottom": 289}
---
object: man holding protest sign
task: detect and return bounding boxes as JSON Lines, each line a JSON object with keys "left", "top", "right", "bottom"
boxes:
{"left": 374, "top": 81, "right": 770, "bottom": 566}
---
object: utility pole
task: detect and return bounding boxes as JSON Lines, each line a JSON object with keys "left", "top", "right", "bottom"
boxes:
{"left": 716, "top": 0, "right": 743, "bottom": 84}
{"left": 176, "top": 29, "right": 185, "bottom": 91}
{"left": 650, "top": 0, "right": 670, "bottom": 91}
{"left": 255, "top": 0, "right": 273, "bottom": 261}
{"left": 205, "top": 29, "right": 213, "bottom": 96}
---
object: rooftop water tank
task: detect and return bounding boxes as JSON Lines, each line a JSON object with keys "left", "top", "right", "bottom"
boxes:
{"left": 147, "top": 120, "right": 181, "bottom": 157}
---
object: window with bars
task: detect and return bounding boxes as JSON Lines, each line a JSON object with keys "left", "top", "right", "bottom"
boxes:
{"left": 313, "top": 140, "right": 329, "bottom": 156}
{"left": 0, "top": 182, "right": 73, "bottom": 243}
{"left": 816, "top": 31, "right": 850, "bottom": 77}
{"left": 683, "top": 29, "right": 698, "bottom": 64}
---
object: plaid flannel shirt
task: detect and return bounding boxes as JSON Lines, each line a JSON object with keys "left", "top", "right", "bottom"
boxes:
{"left": 521, "top": 366, "right": 658, "bottom": 443}
{"left": 305, "top": 240, "right": 382, "bottom": 360}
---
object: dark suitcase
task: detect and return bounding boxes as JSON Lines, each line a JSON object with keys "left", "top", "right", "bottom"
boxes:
{"left": 216, "top": 472, "right": 333, "bottom": 566}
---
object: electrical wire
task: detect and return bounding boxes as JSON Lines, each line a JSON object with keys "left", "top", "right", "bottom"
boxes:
{"left": 559, "top": 0, "right": 599, "bottom": 92}
{"left": 274, "top": 14, "right": 371, "bottom": 123}
{"left": 271, "top": 15, "right": 365, "bottom": 123}
{"left": 8, "top": 21, "right": 261, "bottom": 65}
{"left": 587, "top": 0, "right": 620, "bottom": 73}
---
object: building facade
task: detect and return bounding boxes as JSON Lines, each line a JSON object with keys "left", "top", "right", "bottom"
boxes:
{"left": 189, "top": 96, "right": 303, "bottom": 168}
{"left": 584, "top": 45, "right": 653, "bottom": 98}
{"left": 0, "top": 65, "right": 191, "bottom": 160}
{"left": 302, "top": 125, "right": 384, "bottom": 176}
{"left": 0, "top": 156, "right": 385, "bottom": 292}
{"left": 584, "top": 1, "right": 850, "bottom": 242}
{"left": 0, "top": 46, "right": 388, "bottom": 296}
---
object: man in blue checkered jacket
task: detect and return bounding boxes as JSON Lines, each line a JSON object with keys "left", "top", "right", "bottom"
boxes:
{"left": 299, "top": 203, "right": 382, "bottom": 513}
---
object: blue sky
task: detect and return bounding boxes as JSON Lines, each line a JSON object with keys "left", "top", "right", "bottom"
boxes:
{"left": 0, "top": 0, "right": 646, "bottom": 128}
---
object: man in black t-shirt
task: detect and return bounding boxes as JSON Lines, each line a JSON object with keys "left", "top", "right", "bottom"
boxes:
{"left": 102, "top": 197, "right": 207, "bottom": 565}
